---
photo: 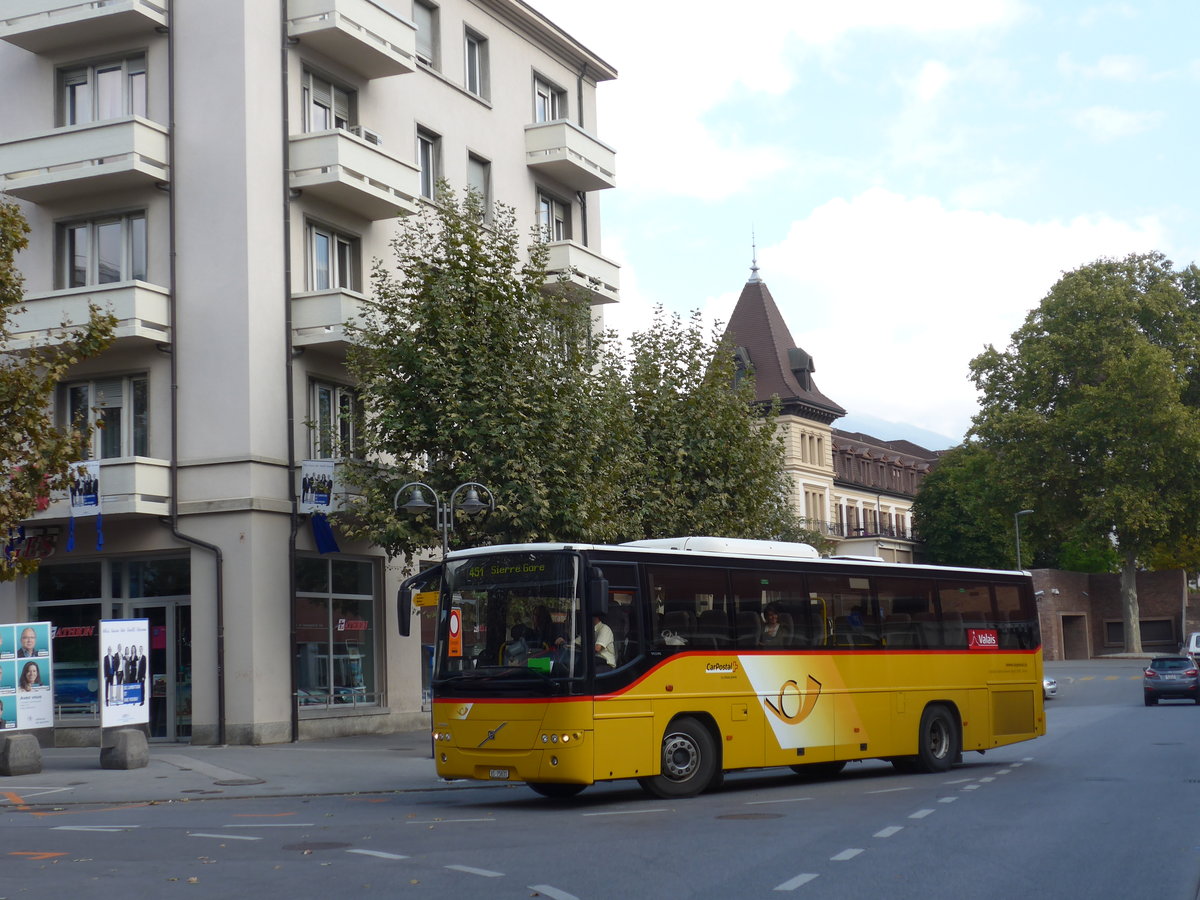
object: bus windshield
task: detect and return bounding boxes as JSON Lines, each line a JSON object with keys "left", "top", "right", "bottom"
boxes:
{"left": 437, "top": 550, "right": 583, "bottom": 681}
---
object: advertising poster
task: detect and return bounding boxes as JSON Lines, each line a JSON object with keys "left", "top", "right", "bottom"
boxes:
{"left": 1, "top": 621, "right": 54, "bottom": 731}
{"left": 99, "top": 619, "right": 150, "bottom": 729}
{"left": 69, "top": 460, "right": 102, "bottom": 516}
{"left": 299, "top": 460, "right": 337, "bottom": 514}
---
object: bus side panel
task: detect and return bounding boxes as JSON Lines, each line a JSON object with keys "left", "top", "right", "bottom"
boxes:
{"left": 592, "top": 698, "right": 655, "bottom": 781}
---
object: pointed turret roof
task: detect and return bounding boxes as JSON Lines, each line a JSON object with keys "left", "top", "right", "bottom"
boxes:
{"left": 723, "top": 276, "right": 846, "bottom": 425}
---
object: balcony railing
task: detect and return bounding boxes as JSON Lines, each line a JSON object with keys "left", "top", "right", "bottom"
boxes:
{"left": 543, "top": 240, "right": 619, "bottom": 305}
{"left": 0, "top": 117, "right": 169, "bottom": 203}
{"left": 0, "top": 0, "right": 167, "bottom": 54}
{"left": 291, "top": 288, "right": 365, "bottom": 350}
{"left": 289, "top": 129, "right": 419, "bottom": 220}
{"left": 802, "top": 518, "right": 918, "bottom": 542}
{"left": 5, "top": 282, "right": 170, "bottom": 350}
{"left": 525, "top": 120, "right": 616, "bottom": 192}
{"left": 287, "top": 0, "right": 417, "bottom": 79}
{"left": 32, "top": 457, "right": 171, "bottom": 521}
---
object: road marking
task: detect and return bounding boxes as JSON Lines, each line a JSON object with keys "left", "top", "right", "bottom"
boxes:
{"left": 1080, "top": 676, "right": 1095, "bottom": 681}
{"left": 1104, "top": 676, "right": 1120, "bottom": 681}
{"left": 747, "top": 797, "right": 812, "bottom": 805}
{"left": 3, "top": 787, "right": 72, "bottom": 802}
{"left": 189, "top": 833, "right": 261, "bottom": 841}
{"left": 581, "top": 808, "right": 668, "bottom": 817}
{"left": 4, "top": 791, "right": 26, "bottom": 805}
{"left": 347, "top": 849, "right": 409, "bottom": 860}
{"left": 939, "top": 797, "right": 958, "bottom": 804}
{"left": 866, "top": 787, "right": 912, "bottom": 794}
{"left": 831, "top": 848, "right": 863, "bottom": 861}
{"left": 962, "top": 784, "right": 980, "bottom": 791}
{"left": 10, "top": 851, "right": 69, "bottom": 861}
{"left": 774, "top": 873, "right": 819, "bottom": 891}
{"left": 996, "top": 769, "right": 1012, "bottom": 775}
{"left": 529, "top": 885, "right": 579, "bottom": 900}
{"left": 978, "top": 777, "right": 995, "bottom": 783}
{"left": 874, "top": 826, "right": 903, "bottom": 838}
{"left": 406, "top": 817, "right": 496, "bottom": 824}
{"left": 223, "top": 823, "right": 314, "bottom": 828}
{"left": 54, "top": 825, "right": 141, "bottom": 832}
{"left": 909, "top": 809, "right": 935, "bottom": 819}
{"left": 233, "top": 812, "right": 296, "bottom": 818}
{"left": 446, "top": 864, "right": 503, "bottom": 877}
{"left": 943, "top": 777, "right": 973, "bottom": 784}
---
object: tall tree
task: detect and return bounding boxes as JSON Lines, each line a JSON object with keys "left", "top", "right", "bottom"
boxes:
{"left": 970, "top": 252, "right": 1200, "bottom": 652}
{"left": 0, "top": 201, "right": 115, "bottom": 580}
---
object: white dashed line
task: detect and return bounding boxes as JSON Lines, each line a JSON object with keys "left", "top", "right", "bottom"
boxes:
{"left": 347, "top": 849, "right": 409, "bottom": 860}
{"left": 223, "top": 823, "right": 314, "bottom": 828}
{"left": 774, "top": 873, "right": 819, "bottom": 891}
{"left": 188, "top": 833, "right": 261, "bottom": 841}
{"left": 943, "top": 777, "right": 973, "bottom": 784}
{"left": 54, "top": 825, "right": 141, "bottom": 832}
{"left": 747, "top": 797, "right": 813, "bottom": 805}
{"left": 962, "top": 784, "right": 980, "bottom": 791}
{"left": 874, "top": 826, "right": 903, "bottom": 838}
{"left": 831, "top": 849, "right": 863, "bottom": 861}
{"left": 978, "top": 776, "right": 995, "bottom": 783}
{"left": 406, "top": 817, "right": 496, "bottom": 824}
{"left": 938, "top": 796, "right": 958, "bottom": 804}
{"left": 529, "top": 885, "right": 579, "bottom": 900}
{"left": 446, "top": 865, "right": 504, "bottom": 878}
{"left": 909, "top": 809, "right": 935, "bottom": 819}
{"left": 866, "top": 787, "right": 912, "bottom": 794}
{"left": 581, "top": 808, "right": 669, "bottom": 817}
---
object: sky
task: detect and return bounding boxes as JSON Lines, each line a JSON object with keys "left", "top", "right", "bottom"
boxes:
{"left": 526, "top": 0, "right": 1198, "bottom": 449}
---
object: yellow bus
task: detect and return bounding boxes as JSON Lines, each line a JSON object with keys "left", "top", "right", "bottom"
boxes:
{"left": 407, "top": 537, "right": 1044, "bottom": 799}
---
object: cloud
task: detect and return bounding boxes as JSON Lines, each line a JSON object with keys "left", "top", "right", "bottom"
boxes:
{"left": 687, "top": 189, "right": 1165, "bottom": 439}
{"left": 1058, "top": 53, "right": 1146, "bottom": 81}
{"left": 1071, "top": 105, "right": 1163, "bottom": 141}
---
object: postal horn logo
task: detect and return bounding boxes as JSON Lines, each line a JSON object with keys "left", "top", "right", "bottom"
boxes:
{"left": 763, "top": 674, "right": 823, "bottom": 725}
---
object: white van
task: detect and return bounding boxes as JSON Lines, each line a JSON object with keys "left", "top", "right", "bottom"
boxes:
{"left": 1182, "top": 632, "right": 1200, "bottom": 658}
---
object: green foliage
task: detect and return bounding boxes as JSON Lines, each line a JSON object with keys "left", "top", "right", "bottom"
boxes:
{"left": 910, "top": 442, "right": 1015, "bottom": 568}
{"left": 969, "top": 251, "right": 1200, "bottom": 649}
{"left": 344, "top": 187, "right": 815, "bottom": 557}
{"left": 0, "top": 201, "right": 115, "bottom": 580}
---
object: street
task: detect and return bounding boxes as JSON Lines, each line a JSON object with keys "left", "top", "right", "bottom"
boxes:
{"left": 2, "top": 658, "right": 1197, "bottom": 898}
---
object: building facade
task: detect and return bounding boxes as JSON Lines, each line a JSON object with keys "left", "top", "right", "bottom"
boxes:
{"left": 0, "top": 0, "right": 617, "bottom": 745}
{"left": 723, "top": 269, "right": 938, "bottom": 563}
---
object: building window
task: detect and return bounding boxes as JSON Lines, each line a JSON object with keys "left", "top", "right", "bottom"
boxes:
{"left": 60, "top": 375, "right": 149, "bottom": 460}
{"left": 307, "top": 222, "right": 360, "bottom": 292}
{"left": 294, "top": 557, "right": 379, "bottom": 709}
{"left": 464, "top": 29, "right": 488, "bottom": 98}
{"left": 59, "top": 55, "right": 146, "bottom": 126}
{"left": 413, "top": 0, "right": 438, "bottom": 67}
{"left": 302, "top": 69, "right": 355, "bottom": 132}
{"left": 537, "top": 191, "right": 569, "bottom": 242}
{"left": 417, "top": 128, "right": 440, "bottom": 200}
{"left": 533, "top": 74, "right": 566, "bottom": 123}
{"left": 467, "top": 153, "right": 490, "bottom": 213}
{"left": 311, "top": 381, "right": 362, "bottom": 460}
{"left": 57, "top": 212, "right": 146, "bottom": 289}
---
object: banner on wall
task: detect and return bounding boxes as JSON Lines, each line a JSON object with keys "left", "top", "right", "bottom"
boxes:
{"left": 68, "top": 460, "right": 101, "bottom": 517}
{"left": 99, "top": 619, "right": 150, "bottom": 729}
{"left": 0, "top": 621, "right": 54, "bottom": 732}
{"left": 299, "top": 460, "right": 337, "bottom": 514}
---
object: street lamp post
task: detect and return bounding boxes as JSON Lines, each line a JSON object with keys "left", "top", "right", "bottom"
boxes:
{"left": 1014, "top": 508, "right": 1034, "bottom": 570}
{"left": 393, "top": 481, "right": 496, "bottom": 557}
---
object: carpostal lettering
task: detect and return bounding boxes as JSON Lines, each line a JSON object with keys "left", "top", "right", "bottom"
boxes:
{"left": 968, "top": 629, "right": 999, "bottom": 650}
{"left": 705, "top": 661, "right": 738, "bottom": 674}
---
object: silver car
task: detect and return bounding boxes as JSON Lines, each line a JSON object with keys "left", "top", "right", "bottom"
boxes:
{"left": 1143, "top": 656, "right": 1200, "bottom": 705}
{"left": 1043, "top": 676, "right": 1057, "bottom": 699}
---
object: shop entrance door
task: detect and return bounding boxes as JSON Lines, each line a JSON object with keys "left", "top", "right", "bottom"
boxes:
{"left": 128, "top": 602, "right": 192, "bottom": 741}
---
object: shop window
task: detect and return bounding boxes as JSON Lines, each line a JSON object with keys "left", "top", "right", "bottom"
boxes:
{"left": 294, "top": 557, "right": 379, "bottom": 710}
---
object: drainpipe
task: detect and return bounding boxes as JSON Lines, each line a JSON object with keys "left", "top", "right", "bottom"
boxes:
{"left": 163, "top": 7, "right": 227, "bottom": 747}
{"left": 575, "top": 63, "right": 588, "bottom": 247}
{"left": 281, "top": 0, "right": 301, "bottom": 744}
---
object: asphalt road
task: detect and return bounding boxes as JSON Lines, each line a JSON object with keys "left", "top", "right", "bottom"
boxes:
{"left": 3, "top": 658, "right": 1197, "bottom": 899}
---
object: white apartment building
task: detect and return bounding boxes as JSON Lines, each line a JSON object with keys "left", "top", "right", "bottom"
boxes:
{"left": 0, "top": 0, "right": 618, "bottom": 745}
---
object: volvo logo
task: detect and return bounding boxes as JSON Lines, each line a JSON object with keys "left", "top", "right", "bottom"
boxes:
{"left": 478, "top": 722, "right": 507, "bottom": 747}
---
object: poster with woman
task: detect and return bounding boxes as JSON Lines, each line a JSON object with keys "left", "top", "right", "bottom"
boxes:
{"left": 99, "top": 619, "right": 150, "bottom": 729}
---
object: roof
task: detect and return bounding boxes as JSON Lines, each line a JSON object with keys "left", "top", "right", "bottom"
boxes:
{"left": 722, "top": 279, "right": 847, "bottom": 424}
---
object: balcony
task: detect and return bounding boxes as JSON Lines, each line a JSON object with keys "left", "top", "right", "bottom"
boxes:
{"left": 525, "top": 120, "right": 616, "bottom": 192}
{"left": 33, "top": 458, "right": 171, "bottom": 522}
{"left": 0, "top": 117, "right": 169, "bottom": 204}
{"left": 0, "top": 0, "right": 167, "bottom": 54}
{"left": 543, "top": 240, "right": 619, "bottom": 305}
{"left": 5, "top": 282, "right": 170, "bottom": 351}
{"left": 287, "top": 0, "right": 416, "bottom": 80}
{"left": 289, "top": 129, "right": 419, "bottom": 220}
{"left": 291, "top": 288, "right": 365, "bottom": 350}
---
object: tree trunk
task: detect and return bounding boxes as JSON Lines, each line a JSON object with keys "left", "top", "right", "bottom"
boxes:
{"left": 1120, "top": 552, "right": 1142, "bottom": 654}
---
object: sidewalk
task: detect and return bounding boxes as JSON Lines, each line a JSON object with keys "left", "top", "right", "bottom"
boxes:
{"left": 0, "top": 728, "right": 486, "bottom": 807}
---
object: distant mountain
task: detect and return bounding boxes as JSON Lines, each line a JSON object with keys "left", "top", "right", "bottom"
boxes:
{"left": 835, "top": 413, "right": 960, "bottom": 453}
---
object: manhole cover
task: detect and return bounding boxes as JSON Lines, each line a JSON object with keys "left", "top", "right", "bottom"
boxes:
{"left": 284, "top": 842, "right": 352, "bottom": 852}
{"left": 716, "top": 813, "right": 785, "bottom": 820}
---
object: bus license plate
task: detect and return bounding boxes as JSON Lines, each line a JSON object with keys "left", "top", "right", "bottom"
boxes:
{"left": 489, "top": 769, "right": 510, "bottom": 779}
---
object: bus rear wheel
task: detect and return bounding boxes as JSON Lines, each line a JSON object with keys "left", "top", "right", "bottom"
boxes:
{"left": 638, "top": 717, "right": 718, "bottom": 799}
{"left": 527, "top": 782, "right": 587, "bottom": 799}
{"left": 915, "top": 704, "right": 959, "bottom": 773}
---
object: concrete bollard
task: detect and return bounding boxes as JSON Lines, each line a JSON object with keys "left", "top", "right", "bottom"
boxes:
{"left": 0, "top": 733, "right": 43, "bottom": 776}
{"left": 100, "top": 728, "right": 149, "bottom": 770}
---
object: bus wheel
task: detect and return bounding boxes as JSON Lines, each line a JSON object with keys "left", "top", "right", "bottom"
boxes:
{"left": 638, "top": 717, "right": 718, "bottom": 799}
{"left": 527, "top": 782, "right": 587, "bottom": 798}
{"left": 790, "top": 761, "right": 847, "bottom": 779}
{"left": 916, "top": 705, "right": 959, "bottom": 773}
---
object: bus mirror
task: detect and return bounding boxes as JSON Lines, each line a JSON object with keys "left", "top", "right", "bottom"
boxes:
{"left": 397, "top": 587, "right": 412, "bottom": 637}
{"left": 591, "top": 568, "right": 609, "bottom": 615}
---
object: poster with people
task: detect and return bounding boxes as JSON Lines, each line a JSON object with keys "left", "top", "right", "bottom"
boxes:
{"left": 68, "top": 460, "right": 102, "bottom": 516}
{"left": 299, "top": 459, "right": 337, "bottom": 514}
{"left": 99, "top": 619, "right": 150, "bottom": 728}
{"left": 0, "top": 621, "right": 54, "bottom": 731}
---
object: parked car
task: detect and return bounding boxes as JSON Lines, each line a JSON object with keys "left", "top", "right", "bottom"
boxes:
{"left": 1143, "top": 656, "right": 1200, "bottom": 705}
{"left": 1043, "top": 676, "right": 1058, "bottom": 699}
{"left": 1181, "top": 632, "right": 1200, "bottom": 658}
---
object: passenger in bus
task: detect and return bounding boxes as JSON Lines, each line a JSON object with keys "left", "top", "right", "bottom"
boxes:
{"left": 761, "top": 604, "right": 786, "bottom": 646}
{"left": 530, "top": 605, "right": 556, "bottom": 647}
{"left": 592, "top": 613, "right": 616, "bottom": 670}
{"left": 501, "top": 624, "right": 531, "bottom": 665}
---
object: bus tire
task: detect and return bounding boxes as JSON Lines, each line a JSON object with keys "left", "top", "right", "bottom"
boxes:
{"left": 915, "top": 704, "right": 959, "bottom": 773}
{"left": 638, "top": 716, "right": 718, "bottom": 799}
{"left": 790, "top": 760, "right": 847, "bottom": 779}
{"left": 527, "top": 782, "right": 587, "bottom": 799}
